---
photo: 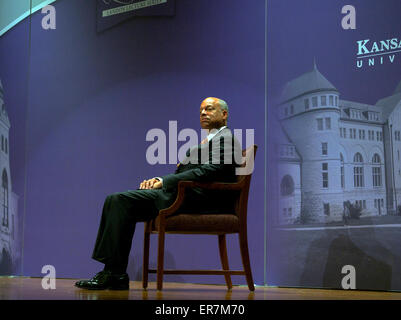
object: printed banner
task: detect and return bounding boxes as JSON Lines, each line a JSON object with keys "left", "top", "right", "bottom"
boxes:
{"left": 97, "top": 0, "right": 175, "bottom": 32}
{"left": 267, "top": 0, "right": 401, "bottom": 291}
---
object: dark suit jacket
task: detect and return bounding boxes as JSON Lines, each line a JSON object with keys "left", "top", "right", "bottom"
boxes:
{"left": 154, "top": 127, "right": 241, "bottom": 213}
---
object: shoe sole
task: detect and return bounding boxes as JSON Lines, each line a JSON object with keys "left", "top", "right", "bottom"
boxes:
{"left": 75, "top": 284, "right": 129, "bottom": 290}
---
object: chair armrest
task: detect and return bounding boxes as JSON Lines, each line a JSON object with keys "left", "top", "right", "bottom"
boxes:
{"left": 177, "top": 180, "right": 244, "bottom": 191}
{"left": 158, "top": 180, "right": 244, "bottom": 216}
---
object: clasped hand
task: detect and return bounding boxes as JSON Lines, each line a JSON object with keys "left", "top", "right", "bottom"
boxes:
{"left": 139, "top": 178, "right": 162, "bottom": 190}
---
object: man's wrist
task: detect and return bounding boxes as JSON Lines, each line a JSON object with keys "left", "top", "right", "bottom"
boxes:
{"left": 153, "top": 177, "right": 163, "bottom": 186}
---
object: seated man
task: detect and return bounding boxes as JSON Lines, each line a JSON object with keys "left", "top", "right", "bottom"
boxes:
{"left": 75, "top": 97, "right": 241, "bottom": 290}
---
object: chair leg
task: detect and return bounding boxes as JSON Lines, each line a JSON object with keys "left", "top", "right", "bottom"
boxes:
{"left": 156, "top": 228, "right": 166, "bottom": 291}
{"left": 218, "top": 234, "right": 232, "bottom": 290}
{"left": 238, "top": 230, "right": 255, "bottom": 291}
{"left": 142, "top": 223, "right": 150, "bottom": 289}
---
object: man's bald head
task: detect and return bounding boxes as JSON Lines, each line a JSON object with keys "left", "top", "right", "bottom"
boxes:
{"left": 199, "top": 97, "right": 229, "bottom": 130}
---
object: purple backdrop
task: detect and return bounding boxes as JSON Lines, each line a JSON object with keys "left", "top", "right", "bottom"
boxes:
{"left": 14, "top": 0, "right": 266, "bottom": 285}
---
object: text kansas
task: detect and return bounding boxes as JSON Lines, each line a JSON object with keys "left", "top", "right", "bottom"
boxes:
{"left": 356, "top": 38, "right": 400, "bottom": 69}
{"left": 357, "top": 38, "right": 401, "bottom": 56}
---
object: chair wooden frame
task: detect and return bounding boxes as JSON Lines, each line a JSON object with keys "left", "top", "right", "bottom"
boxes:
{"left": 142, "top": 145, "right": 257, "bottom": 291}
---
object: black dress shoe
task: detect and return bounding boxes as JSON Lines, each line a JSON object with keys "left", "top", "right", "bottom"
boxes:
{"left": 75, "top": 270, "right": 129, "bottom": 290}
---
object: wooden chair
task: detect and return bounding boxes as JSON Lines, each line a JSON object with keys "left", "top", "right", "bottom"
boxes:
{"left": 142, "top": 145, "right": 257, "bottom": 291}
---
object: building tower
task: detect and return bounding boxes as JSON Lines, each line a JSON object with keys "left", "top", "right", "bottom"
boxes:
{"left": 0, "top": 78, "right": 18, "bottom": 274}
{"left": 279, "top": 63, "right": 343, "bottom": 222}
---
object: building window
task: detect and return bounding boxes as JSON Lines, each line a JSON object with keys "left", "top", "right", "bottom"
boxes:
{"left": 356, "top": 200, "right": 366, "bottom": 209}
{"left": 340, "top": 153, "right": 345, "bottom": 189}
{"left": 325, "top": 118, "right": 331, "bottom": 130}
{"left": 324, "top": 203, "right": 330, "bottom": 216}
{"left": 2, "top": 169, "right": 8, "bottom": 228}
{"left": 285, "top": 146, "right": 292, "bottom": 156}
{"left": 312, "top": 96, "right": 318, "bottom": 107}
{"left": 322, "top": 163, "right": 329, "bottom": 188}
{"left": 5, "top": 138, "right": 7, "bottom": 155}
{"left": 321, "top": 96, "right": 327, "bottom": 106}
{"left": 335, "top": 96, "right": 338, "bottom": 106}
{"left": 368, "top": 130, "right": 374, "bottom": 140}
{"left": 281, "top": 145, "right": 295, "bottom": 157}
{"left": 329, "top": 95, "right": 334, "bottom": 106}
{"left": 349, "top": 128, "right": 356, "bottom": 139}
{"left": 317, "top": 118, "right": 330, "bottom": 130}
{"left": 322, "top": 142, "right": 328, "bottom": 156}
{"left": 304, "top": 99, "right": 309, "bottom": 110}
{"left": 283, "top": 207, "right": 293, "bottom": 217}
{"left": 280, "top": 175, "right": 294, "bottom": 196}
{"left": 372, "top": 167, "right": 381, "bottom": 186}
{"left": 369, "top": 112, "right": 379, "bottom": 121}
{"left": 1, "top": 135, "right": 3, "bottom": 152}
{"left": 290, "top": 105, "right": 294, "bottom": 114}
{"left": 372, "top": 154, "right": 382, "bottom": 187}
{"left": 359, "top": 129, "right": 365, "bottom": 140}
{"left": 395, "top": 131, "right": 401, "bottom": 141}
{"left": 317, "top": 118, "right": 323, "bottom": 131}
{"left": 375, "top": 199, "right": 384, "bottom": 209}
{"left": 353, "top": 153, "right": 364, "bottom": 188}
{"left": 351, "top": 110, "right": 362, "bottom": 119}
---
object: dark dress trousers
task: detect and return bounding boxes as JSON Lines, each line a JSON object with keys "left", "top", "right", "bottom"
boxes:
{"left": 91, "top": 128, "right": 241, "bottom": 271}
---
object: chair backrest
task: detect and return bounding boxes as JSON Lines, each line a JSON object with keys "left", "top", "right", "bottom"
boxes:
{"left": 234, "top": 145, "right": 257, "bottom": 220}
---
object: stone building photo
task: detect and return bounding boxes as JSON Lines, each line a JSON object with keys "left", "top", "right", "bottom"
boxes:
{"left": 0, "top": 78, "right": 20, "bottom": 275}
{"left": 276, "top": 63, "right": 401, "bottom": 225}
